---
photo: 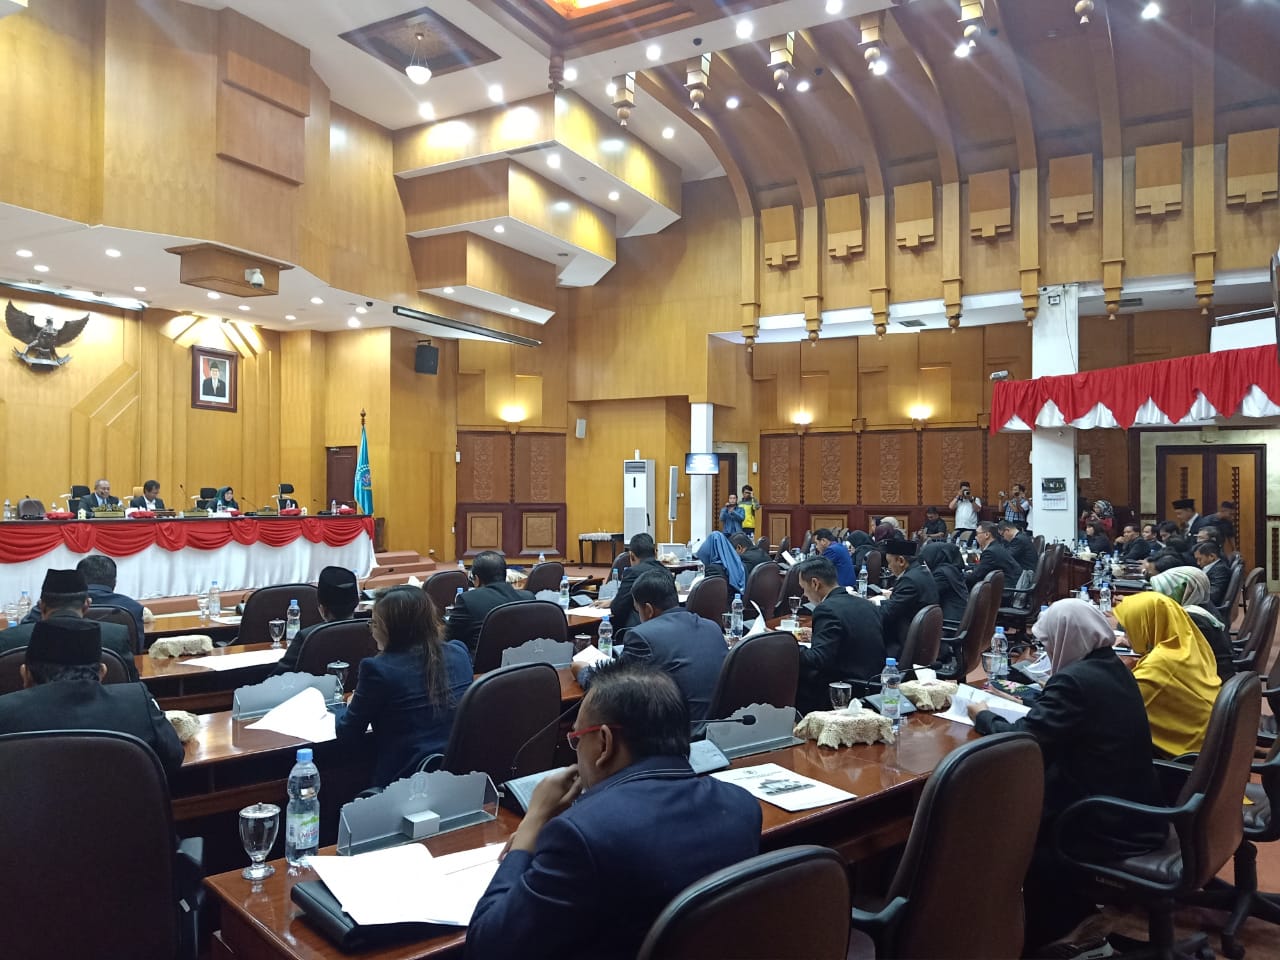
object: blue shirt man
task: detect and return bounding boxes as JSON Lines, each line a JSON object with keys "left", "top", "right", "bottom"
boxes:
{"left": 719, "top": 494, "right": 745, "bottom": 536}
{"left": 814, "top": 528, "right": 856, "bottom": 588}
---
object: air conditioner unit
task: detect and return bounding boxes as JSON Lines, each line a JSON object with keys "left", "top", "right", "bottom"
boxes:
{"left": 623, "top": 460, "right": 656, "bottom": 541}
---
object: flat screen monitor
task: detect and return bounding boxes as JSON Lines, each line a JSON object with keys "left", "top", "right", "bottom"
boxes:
{"left": 684, "top": 453, "right": 718, "bottom": 475}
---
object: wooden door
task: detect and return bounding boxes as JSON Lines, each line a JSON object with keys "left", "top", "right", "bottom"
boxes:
{"left": 713, "top": 453, "right": 737, "bottom": 529}
{"left": 326, "top": 446, "right": 356, "bottom": 510}
{"left": 1156, "top": 445, "right": 1265, "bottom": 569}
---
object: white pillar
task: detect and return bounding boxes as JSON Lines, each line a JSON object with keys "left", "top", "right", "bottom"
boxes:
{"left": 1029, "top": 284, "right": 1080, "bottom": 543}
{"left": 690, "top": 403, "right": 714, "bottom": 543}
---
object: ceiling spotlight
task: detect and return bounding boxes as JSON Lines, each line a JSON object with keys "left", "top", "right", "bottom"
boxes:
{"left": 494, "top": 223, "right": 506, "bottom": 234}
{"left": 955, "top": 41, "right": 972, "bottom": 57}
{"left": 355, "top": 305, "right": 367, "bottom": 314}
{"left": 825, "top": 0, "right": 844, "bottom": 13}
{"left": 207, "top": 291, "right": 221, "bottom": 300}
{"left": 795, "top": 79, "right": 811, "bottom": 92}
{"left": 32, "top": 264, "right": 49, "bottom": 272}
{"left": 871, "top": 58, "right": 889, "bottom": 76}
{"left": 443, "top": 286, "right": 455, "bottom": 294}
{"left": 15, "top": 249, "right": 32, "bottom": 258}
{"left": 661, "top": 126, "right": 675, "bottom": 139}
{"left": 725, "top": 95, "right": 740, "bottom": 109}
{"left": 284, "top": 314, "right": 296, "bottom": 320}
{"left": 645, "top": 43, "right": 661, "bottom": 61}
{"left": 547, "top": 152, "right": 561, "bottom": 169}
{"left": 133, "top": 286, "right": 147, "bottom": 293}
{"left": 488, "top": 83, "right": 504, "bottom": 103}
{"left": 406, "top": 33, "right": 432, "bottom": 85}
{"left": 553, "top": 200, "right": 571, "bottom": 212}
{"left": 347, "top": 316, "right": 361, "bottom": 328}
{"left": 509, "top": 307, "right": 521, "bottom": 314}
{"left": 310, "top": 296, "right": 324, "bottom": 305}
{"left": 104, "top": 248, "right": 121, "bottom": 258}
{"left": 563, "top": 66, "right": 578, "bottom": 82}
{"left": 1075, "top": 0, "right": 1095, "bottom": 24}
{"left": 418, "top": 101, "right": 435, "bottom": 121}
{"left": 238, "top": 304, "right": 250, "bottom": 312}
{"left": 735, "top": 20, "right": 754, "bottom": 39}
{"left": 1140, "top": 1, "right": 1160, "bottom": 19}
{"left": 608, "top": 190, "right": 621, "bottom": 201}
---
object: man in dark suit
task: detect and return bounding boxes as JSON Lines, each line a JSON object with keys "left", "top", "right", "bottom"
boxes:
{"left": 1173, "top": 498, "right": 1208, "bottom": 539}
{"left": 594, "top": 533, "right": 668, "bottom": 634}
{"left": 876, "top": 540, "right": 939, "bottom": 661}
{"left": 127, "top": 479, "right": 166, "bottom": 513}
{"left": 964, "top": 522, "right": 1023, "bottom": 601}
{"left": 1117, "top": 523, "right": 1152, "bottom": 562}
{"left": 201, "top": 361, "right": 227, "bottom": 399}
{"left": 1194, "top": 541, "right": 1232, "bottom": 614}
{"left": 731, "top": 533, "right": 771, "bottom": 580}
{"left": 576, "top": 570, "right": 727, "bottom": 727}
{"left": 76, "top": 554, "right": 145, "bottom": 645}
{"left": 1207, "top": 500, "right": 1237, "bottom": 546}
{"left": 79, "top": 477, "right": 120, "bottom": 515}
{"left": 997, "top": 521, "right": 1038, "bottom": 571}
{"left": 0, "top": 569, "right": 138, "bottom": 680}
{"left": 794, "top": 556, "right": 887, "bottom": 714}
{"left": 468, "top": 660, "right": 761, "bottom": 960}
{"left": 274, "top": 565, "right": 361, "bottom": 675}
{"left": 444, "top": 550, "right": 533, "bottom": 657}
{"left": 0, "top": 618, "right": 183, "bottom": 778}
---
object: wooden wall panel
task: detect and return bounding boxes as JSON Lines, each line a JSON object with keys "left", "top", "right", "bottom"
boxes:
{"left": 802, "top": 434, "right": 857, "bottom": 505}
{"left": 860, "top": 432, "right": 919, "bottom": 505}
{"left": 1077, "top": 429, "right": 1131, "bottom": 509}
{"left": 215, "top": 84, "right": 306, "bottom": 183}
{"left": 456, "top": 432, "right": 512, "bottom": 504}
{"left": 760, "top": 435, "right": 802, "bottom": 505}
{"left": 514, "top": 434, "right": 567, "bottom": 503}
{"left": 920, "top": 430, "right": 985, "bottom": 509}
{"left": 217, "top": 7, "right": 310, "bottom": 116}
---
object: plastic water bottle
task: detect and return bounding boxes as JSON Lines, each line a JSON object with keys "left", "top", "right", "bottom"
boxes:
{"left": 446, "top": 586, "right": 464, "bottom": 621}
{"left": 538, "top": 551, "right": 546, "bottom": 564}
{"left": 558, "top": 576, "right": 571, "bottom": 610}
{"left": 880, "top": 658, "right": 902, "bottom": 727}
{"left": 730, "top": 593, "right": 744, "bottom": 639}
{"left": 457, "top": 559, "right": 466, "bottom": 573}
{"left": 1099, "top": 580, "right": 1113, "bottom": 614}
{"left": 2, "top": 499, "right": 9, "bottom": 521}
{"left": 1093, "top": 558, "right": 1104, "bottom": 585}
{"left": 1079, "top": 584, "right": 1091, "bottom": 603}
{"left": 609, "top": 568, "right": 620, "bottom": 586}
{"left": 15, "top": 590, "right": 31, "bottom": 621}
{"left": 857, "top": 564, "right": 869, "bottom": 598}
{"left": 990, "top": 626, "right": 1008, "bottom": 678}
{"left": 597, "top": 614, "right": 614, "bottom": 657}
{"left": 208, "top": 580, "right": 221, "bottom": 617}
{"left": 329, "top": 499, "right": 337, "bottom": 515}
{"left": 286, "top": 599, "right": 301, "bottom": 640}
{"left": 285, "top": 747, "right": 320, "bottom": 868}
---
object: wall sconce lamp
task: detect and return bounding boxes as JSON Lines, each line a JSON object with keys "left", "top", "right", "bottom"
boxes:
{"left": 792, "top": 411, "right": 812, "bottom": 434}
{"left": 908, "top": 404, "right": 931, "bottom": 430}
{"left": 499, "top": 405, "right": 527, "bottom": 434}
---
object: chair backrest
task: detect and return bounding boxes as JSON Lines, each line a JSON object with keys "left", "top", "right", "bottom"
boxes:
{"left": 444, "top": 661, "right": 562, "bottom": 783}
{"left": 70, "top": 484, "right": 91, "bottom": 499}
{"left": 754, "top": 535, "right": 770, "bottom": 552}
{"left": 774, "top": 563, "right": 803, "bottom": 617}
{"left": 742, "top": 562, "right": 783, "bottom": 621}
{"left": 685, "top": 576, "right": 729, "bottom": 625}
{"left": 637, "top": 845, "right": 850, "bottom": 960}
{"left": 101, "top": 648, "right": 130, "bottom": 684}
{"left": 1174, "top": 672, "right": 1261, "bottom": 891}
{"left": 611, "top": 551, "right": 632, "bottom": 576}
{"left": 1236, "top": 594, "right": 1278, "bottom": 674}
{"left": 900, "top": 605, "right": 943, "bottom": 669}
{"left": 799, "top": 530, "right": 812, "bottom": 555}
{"left": 294, "top": 620, "right": 377, "bottom": 677}
{"left": 86, "top": 604, "right": 140, "bottom": 653}
{"left": 955, "top": 581, "right": 994, "bottom": 680}
{"left": 0, "top": 730, "right": 179, "bottom": 960}
{"left": 472, "top": 600, "right": 568, "bottom": 674}
{"left": 0, "top": 647, "right": 127, "bottom": 692}
{"left": 880, "top": 732, "right": 1044, "bottom": 959}
{"left": 982, "top": 569, "right": 1005, "bottom": 598}
{"left": 1242, "top": 567, "right": 1265, "bottom": 611}
{"left": 525, "top": 561, "right": 565, "bottom": 595}
{"left": 776, "top": 536, "right": 791, "bottom": 557}
{"left": 864, "top": 550, "right": 882, "bottom": 586}
{"left": 706, "top": 631, "right": 800, "bottom": 718}
{"left": 1033, "top": 534, "right": 1045, "bottom": 555}
{"left": 198, "top": 486, "right": 217, "bottom": 499}
{"left": 239, "top": 583, "right": 321, "bottom": 644}
{"left": 424, "top": 570, "right": 469, "bottom": 614}
{"left": 1220, "top": 562, "right": 1245, "bottom": 618}
{"left": 17, "top": 498, "right": 44, "bottom": 518}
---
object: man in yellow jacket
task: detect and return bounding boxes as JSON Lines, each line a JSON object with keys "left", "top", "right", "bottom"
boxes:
{"left": 740, "top": 485, "right": 760, "bottom": 541}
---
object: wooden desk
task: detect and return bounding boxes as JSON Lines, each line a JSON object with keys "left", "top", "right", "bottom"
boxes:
{"left": 140, "top": 643, "right": 280, "bottom": 713}
{"left": 205, "top": 714, "right": 975, "bottom": 960}
{"left": 146, "top": 611, "right": 242, "bottom": 644}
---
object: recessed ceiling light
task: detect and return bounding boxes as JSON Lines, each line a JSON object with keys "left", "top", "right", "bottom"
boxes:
{"left": 493, "top": 224, "right": 506, "bottom": 234}
{"left": 954, "top": 41, "right": 971, "bottom": 58}
{"left": 871, "top": 59, "right": 889, "bottom": 76}
{"left": 509, "top": 307, "right": 521, "bottom": 314}
{"left": 645, "top": 43, "right": 661, "bottom": 61}
{"left": 310, "top": 296, "right": 324, "bottom": 305}
{"left": 443, "top": 286, "right": 455, "bottom": 294}
{"left": 553, "top": 200, "right": 571, "bottom": 212}
{"left": 825, "top": 0, "right": 844, "bottom": 14}
{"left": 207, "top": 291, "right": 221, "bottom": 300}
{"left": 133, "top": 286, "right": 147, "bottom": 293}
{"left": 488, "top": 83, "right": 504, "bottom": 103}
{"left": 601, "top": 138, "right": 624, "bottom": 152}
{"left": 1141, "top": 1, "right": 1160, "bottom": 18}
{"left": 661, "top": 126, "right": 675, "bottom": 139}
{"left": 725, "top": 96, "right": 740, "bottom": 109}
{"left": 105, "top": 248, "right": 121, "bottom": 258}
{"left": 347, "top": 316, "right": 361, "bottom": 328}
{"left": 32, "top": 264, "right": 49, "bottom": 272}
{"left": 238, "top": 304, "right": 250, "bottom": 312}
{"left": 795, "top": 79, "right": 811, "bottom": 92}
{"left": 563, "top": 66, "right": 578, "bottom": 82}
{"left": 547, "top": 152, "right": 561, "bottom": 169}
{"left": 15, "top": 249, "right": 32, "bottom": 258}
{"left": 608, "top": 190, "right": 621, "bottom": 201}
{"left": 606, "top": 81, "right": 618, "bottom": 96}
{"left": 284, "top": 314, "right": 296, "bottom": 320}
{"left": 418, "top": 101, "right": 435, "bottom": 121}
{"left": 355, "top": 306, "right": 367, "bottom": 314}
{"left": 735, "top": 19, "right": 753, "bottom": 39}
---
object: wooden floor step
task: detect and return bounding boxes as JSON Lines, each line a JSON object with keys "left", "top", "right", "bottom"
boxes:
{"left": 367, "top": 559, "right": 436, "bottom": 579}
{"left": 374, "top": 551, "right": 420, "bottom": 566}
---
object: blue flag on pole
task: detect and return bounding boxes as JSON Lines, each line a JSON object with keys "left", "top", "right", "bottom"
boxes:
{"left": 354, "top": 423, "right": 374, "bottom": 515}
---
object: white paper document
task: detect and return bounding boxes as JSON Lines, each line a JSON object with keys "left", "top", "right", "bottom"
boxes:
{"left": 711, "top": 763, "right": 856, "bottom": 812}
{"left": 937, "top": 683, "right": 1032, "bottom": 727}
{"left": 246, "top": 687, "right": 337, "bottom": 742}
{"left": 212, "top": 615, "right": 243, "bottom": 625}
{"left": 571, "top": 645, "right": 612, "bottom": 668}
{"left": 181, "top": 648, "right": 287, "bottom": 671}
{"left": 568, "top": 605, "right": 611, "bottom": 620}
{"left": 309, "top": 842, "right": 504, "bottom": 927}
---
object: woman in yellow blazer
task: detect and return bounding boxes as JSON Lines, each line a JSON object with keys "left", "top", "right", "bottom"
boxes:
{"left": 1114, "top": 591, "right": 1222, "bottom": 757}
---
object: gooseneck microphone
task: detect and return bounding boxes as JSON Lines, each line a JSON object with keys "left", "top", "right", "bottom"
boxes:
{"left": 696, "top": 714, "right": 757, "bottom": 727}
{"left": 508, "top": 699, "right": 583, "bottom": 779}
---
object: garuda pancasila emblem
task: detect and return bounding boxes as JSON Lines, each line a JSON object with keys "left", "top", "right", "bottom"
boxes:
{"left": 6, "top": 301, "right": 90, "bottom": 368}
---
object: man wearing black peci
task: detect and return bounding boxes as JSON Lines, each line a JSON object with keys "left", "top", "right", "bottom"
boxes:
{"left": 876, "top": 540, "right": 940, "bottom": 661}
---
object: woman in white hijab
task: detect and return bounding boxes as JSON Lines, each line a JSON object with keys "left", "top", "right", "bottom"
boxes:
{"left": 967, "top": 599, "right": 1165, "bottom": 952}
{"left": 1149, "top": 565, "right": 1234, "bottom": 681}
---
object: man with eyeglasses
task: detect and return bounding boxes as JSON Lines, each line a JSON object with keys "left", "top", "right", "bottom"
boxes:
{"left": 468, "top": 660, "right": 761, "bottom": 959}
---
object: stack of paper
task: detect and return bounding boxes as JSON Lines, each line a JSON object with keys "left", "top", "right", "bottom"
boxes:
{"left": 246, "top": 687, "right": 337, "bottom": 742}
{"left": 308, "top": 842, "right": 504, "bottom": 926}
{"left": 937, "top": 683, "right": 1031, "bottom": 727}
{"left": 182, "top": 648, "right": 287, "bottom": 671}
{"left": 711, "top": 763, "right": 856, "bottom": 812}
{"left": 567, "top": 605, "right": 610, "bottom": 620}
{"left": 571, "top": 645, "right": 611, "bottom": 669}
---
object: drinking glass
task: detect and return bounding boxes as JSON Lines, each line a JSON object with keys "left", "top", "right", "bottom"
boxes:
{"left": 268, "top": 619, "right": 286, "bottom": 648}
{"left": 3, "top": 602, "right": 16, "bottom": 627}
{"left": 239, "top": 802, "right": 280, "bottom": 880}
{"left": 326, "top": 660, "right": 349, "bottom": 701}
{"left": 196, "top": 594, "right": 209, "bottom": 620}
{"left": 788, "top": 595, "right": 801, "bottom": 617}
{"left": 829, "top": 681, "right": 853, "bottom": 712}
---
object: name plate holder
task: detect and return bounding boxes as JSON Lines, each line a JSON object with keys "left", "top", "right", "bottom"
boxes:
{"left": 231, "top": 672, "right": 340, "bottom": 720}
{"left": 500, "top": 636, "right": 574, "bottom": 669}
{"left": 337, "top": 771, "right": 499, "bottom": 856}
{"left": 705, "top": 703, "right": 803, "bottom": 760}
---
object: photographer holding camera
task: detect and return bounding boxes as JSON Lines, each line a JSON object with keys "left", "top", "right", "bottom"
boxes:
{"left": 949, "top": 481, "right": 982, "bottom": 545}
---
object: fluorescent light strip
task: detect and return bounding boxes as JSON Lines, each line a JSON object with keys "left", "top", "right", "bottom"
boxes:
{"left": 393, "top": 304, "right": 542, "bottom": 347}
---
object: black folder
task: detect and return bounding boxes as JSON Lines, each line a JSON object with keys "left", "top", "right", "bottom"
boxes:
{"left": 291, "top": 880, "right": 450, "bottom": 952}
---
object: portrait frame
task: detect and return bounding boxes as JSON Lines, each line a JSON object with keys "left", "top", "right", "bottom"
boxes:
{"left": 191, "top": 346, "right": 238, "bottom": 412}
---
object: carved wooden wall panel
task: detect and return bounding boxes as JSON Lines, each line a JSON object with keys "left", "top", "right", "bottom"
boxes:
{"left": 802, "top": 433, "right": 856, "bottom": 505}
{"left": 861, "top": 432, "right": 918, "bottom": 505}
{"left": 456, "top": 431, "right": 511, "bottom": 503}
{"left": 921, "top": 430, "right": 984, "bottom": 508}
{"left": 514, "top": 433, "right": 566, "bottom": 503}
{"left": 761, "top": 434, "right": 802, "bottom": 504}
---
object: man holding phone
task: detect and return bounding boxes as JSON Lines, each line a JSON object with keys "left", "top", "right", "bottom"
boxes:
{"left": 949, "top": 481, "right": 982, "bottom": 545}
{"left": 719, "top": 493, "right": 745, "bottom": 536}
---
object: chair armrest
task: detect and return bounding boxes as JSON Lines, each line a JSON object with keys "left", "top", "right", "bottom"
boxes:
{"left": 1153, "top": 758, "right": 1194, "bottom": 801}
{"left": 850, "top": 896, "right": 908, "bottom": 945}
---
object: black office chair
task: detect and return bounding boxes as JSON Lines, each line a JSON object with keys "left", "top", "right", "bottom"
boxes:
{"left": 0, "top": 730, "right": 201, "bottom": 960}
{"left": 195, "top": 486, "right": 218, "bottom": 509}
{"left": 1233, "top": 594, "right": 1277, "bottom": 675}
{"left": 0, "top": 647, "right": 130, "bottom": 693}
{"left": 525, "top": 561, "right": 565, "bottom": 595}
{"left": 66, "top": 484, "right": 90, "bottom": 512}
{"left": 774, "top": 563, "right": 803, "bottom": 618}
{"left": 472, "top": 600, "right": 568, "bottom": 674}
{"left": 685, "top": 576, "right": 729, "bottom": 625}
{"left": 638, "top": 846, "right": 850, "bottom": 960}
{"left": 742, "top": 561, "right": 782, "bottom": 622}
{"left": 442, "top": 661, "right": 562, "bottom": 783}
{"left": 1241, "top": 567, "right": 1265, "bottom": 615}
{"left": 238, "top": 584, "right": 321, "bottom": 645}
{"left": 17, "top": 497, "right": 45, "bottom": 519}
{"left": 294, "top": 620, "right": 377, "bottom": 679}
{"left": 424, "top": 569, "right": 469, "bottom": 614}
{"left": 86, "top": 604, "right": 141, "bottom": 653}
{"left": 899, "top": 604, "right": 943, "bottom": 671}
{"left": 776, "top": 536, "right": 791, "bottom": 558}
{"left": 937, "top": 581, "right": 994, "bottom": 683}
{"left": 851, "top": 732, "right": 1044, "bottom": 959}
{"left": 705, "top": 631, "right": 800, "bottom": 718}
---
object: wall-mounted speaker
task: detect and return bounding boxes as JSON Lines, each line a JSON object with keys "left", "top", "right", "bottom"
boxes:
{"left": 575, "top": 418, "right": 587, "bottom": 439}
{"left": 414, "top": 343, "right": 439, "bottom": 375}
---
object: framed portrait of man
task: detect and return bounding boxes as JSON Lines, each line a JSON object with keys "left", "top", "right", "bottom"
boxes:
{"left": 191, "top": 346, "right": 238, "bottom": 412}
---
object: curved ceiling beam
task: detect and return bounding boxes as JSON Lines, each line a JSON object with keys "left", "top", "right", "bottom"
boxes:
{"left": 981, "top": 0, "right": 1041, "bottom": 322}
{"left": 635, "top": 70, "right": 762, "bottom": 347}
{"left": 1087, "top": 0, "right": 1125, "bottom": 317}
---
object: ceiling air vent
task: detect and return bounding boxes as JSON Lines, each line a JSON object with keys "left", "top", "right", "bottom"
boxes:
{"left": 897, "top": 318, "right": 927, "bottom": 328}
{"left": 1118, "top": 297, "right": 1144, "bottom": 308}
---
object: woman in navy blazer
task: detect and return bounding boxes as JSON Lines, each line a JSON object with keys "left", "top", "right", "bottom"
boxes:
{"left": 336, "top": 585, "right": 473, "bottom": 787}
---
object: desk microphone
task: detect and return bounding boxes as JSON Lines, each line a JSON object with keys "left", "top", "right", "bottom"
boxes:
{"left": 697, "top": 714, "right": 756, "bottom": 727}
{"left": 508, "top": 698, "right": 583, "bottom": 779}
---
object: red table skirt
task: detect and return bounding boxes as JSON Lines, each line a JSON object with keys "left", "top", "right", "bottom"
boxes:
{"left": 0, "top": 517, "right": 374, "bottom": 564}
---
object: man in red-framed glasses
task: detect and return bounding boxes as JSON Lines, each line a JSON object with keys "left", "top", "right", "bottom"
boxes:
{"left": 468, "top": 660, "right": 762, "bottom": 960}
